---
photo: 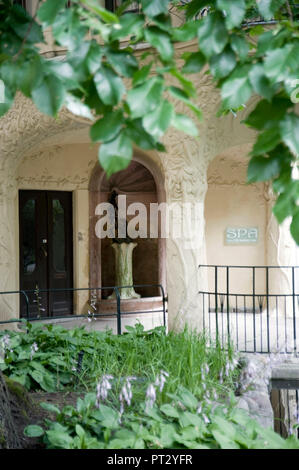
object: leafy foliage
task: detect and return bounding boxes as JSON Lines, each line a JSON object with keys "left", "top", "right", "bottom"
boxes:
{"left": 0, "top": 0, "right": 298, "bottom": 241}
{"left": 25, "top": 384, "right": 299, "bottom": 449}
{"left": 0, "top": 323, "right": 237, "bottom": 396}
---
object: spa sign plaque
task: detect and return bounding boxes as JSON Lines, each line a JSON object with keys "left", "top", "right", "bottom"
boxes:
{"left": 225, "top": 227, "right": 259, "bottom": 244}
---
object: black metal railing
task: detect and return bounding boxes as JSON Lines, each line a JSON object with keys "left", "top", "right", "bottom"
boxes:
{"left": 199, "top": 265, "right": 299, "bottom": 354}
{"left": 0, "top": 284, "right": 167, "bottom": 335}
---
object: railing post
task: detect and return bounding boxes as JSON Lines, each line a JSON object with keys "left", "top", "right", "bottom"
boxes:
{"left": 21, "top": 290, "right": 30, "bottom": 321}
{"left": 252, "top": 267, "right": 256, "bottom": 352}
{"left": 292, "top": 267, "right": 297, "bottom": 356}
{"left": 161, "top": 286, "right": 166, "bottom": 328}
{"left": 226, "top": 266, "right": 230, "bottom": 342}
{"left": 215, "top": 266, "right": 219, "bottom": 344}
{"left": 266, "top": 267, "right": 270, "bottom": 353}
{"left": 115, "top": 287, "right": 121, "bottom": 335}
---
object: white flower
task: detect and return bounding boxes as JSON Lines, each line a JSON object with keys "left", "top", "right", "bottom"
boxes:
{"left": 203, "top": 414, "right": 210, "bottom": 424}
{"left": 96, "top": 374, "right": 113, "bottom": 407}
{"left": 197, "top": 404, "right": 202, "bottom": 414}
{"left": 145, "top": 383, "right": 156, "bottom": 409}
{"left": 30, "top": 342, "right": 38, "bottom": 360}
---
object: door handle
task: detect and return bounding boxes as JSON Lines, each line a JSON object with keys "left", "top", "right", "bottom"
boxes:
{"left": 41, "top": 245, "right": 47, "bottom": 257}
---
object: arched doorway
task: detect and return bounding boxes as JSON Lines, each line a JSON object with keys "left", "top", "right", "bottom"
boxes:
{"left": 89, "top": 156, "right": 166, "bottom": 301}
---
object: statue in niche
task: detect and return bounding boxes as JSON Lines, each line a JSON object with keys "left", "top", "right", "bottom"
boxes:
{"left": 108, "top": 189, "right": 140, "bottom": 300}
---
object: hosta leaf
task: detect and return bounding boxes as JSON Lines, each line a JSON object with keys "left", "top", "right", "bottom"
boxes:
{"left": 160, "top": 404, "right": 180, "bottom": 418}
{"left": 40, "top": 402, "right": 61, "bottom": 415}
{"left": 24, "top": 425, "right": 44, "bottom": 438}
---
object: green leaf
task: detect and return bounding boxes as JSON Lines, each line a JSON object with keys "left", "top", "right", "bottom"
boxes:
{"left": 46, "top": 429, "right": 74, "bottom": 449}
{"left": 106, "top": 50, "right": 138, "bottom": 78}
{"left": 279, "top": 113, "right": 299, "bottom": 156}
{"left": 168, "top": 86, "right": 202, "bottom": 120}
{"left": 171, "top": 113, "right": 198, "bottom": 136}
{"left": 32, "top": 75, "right": 65, "bottom": 116}
{"left": 38, "top": 0, "right": 67, "bottom": 26}
{"left": 40, "top": 402, "right": 61, "bottom": 415}
{"left": 65, "top": 94, "right": 94, "bottom": 120}
{"left": 216, "top": 0, "right": 246, "bottom": 29}
{"left": 210, "top": 47, "right": 236, "bottom": 79}
{"left": 127, "top": 77, "right": 164, "bottom": 119}
{"left": 211, "top": 429, "right": 240, "bottom": 449}
{"left": 182, "top": 51, "right": 206, "bottom": 74}
{"left": 143, "top": 100, "right": 173, "bottom": 139}
{"left": 197, "top": 12, "right": 228, "bottom": 58}
{"left": 248, "top": 63, "right": 275, "bottom": 101}
{"left": 24, "top": 425, "right": 44, "bottom": 438}
{"left": 81, "top": 0, "right": 119, "bottom": 23}
{"left": 247, "top": 155, "right": 281, "bottom": 183}
{"left": 230, "top": 34, "right": 249, "bottom": 61}
{"left": 273, "top": 181, "right": 299, "bottom": 223}
{"left": 251, "top": 127, "right": 281, "bottom": 156}
{"left": 141, "top": 0, "right": 169, "bottom": 18}
{"left": 94, "top": 66, "right": 125, "bottom": 106}
{"left": 221, "top": 65, "right": 252, "bottom": 109}
{"left": 257, "top": 0, "right": 286, "bottom": 20}
{"left": 0, "top": 86, "right": 14, "bottom": 117}
{"left": 91, "top": 404, "right": 120, "bottom": 429}
{"left": 124, "top": 119, "right": 158, "bottom": 150}
{"left": 19, "top": 56, "right": 44, "bottom": 97}
{"left": 160, "top": 404, "right": 180, "bottom": 418}
{"left": 90, "top": 110, "right": 123, "bottom": 142}
{"left": 244, "top": 98, "right": 291, "bottom": 130}
{"left": 144, "top": 27, "right": 173, "bottom": 63}
{"left": 99, "top": 132, "right": 133, "bottom": 177}
{"left": 290, "top": 211, "right": 299, "bottom": 245}
{"left": 172, "top": 21, "right": 198, "bottom": 42}
{"left": 109, "top": 13, "right": 144, "bottom": 40}
{"left": 177, "top": 387, "right": 198, "bottom": 410}
{"left": 29, "top": 369, "right": 56, "bottom": 392}
{"left": 264, "top": 44, "right": 299, "bottom": 82}
{"left": 132, "top": 62, "right": 153, "bottom": 86}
